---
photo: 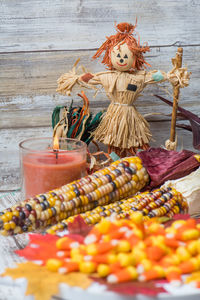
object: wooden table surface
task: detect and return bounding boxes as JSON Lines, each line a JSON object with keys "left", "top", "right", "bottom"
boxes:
{"left": 0, "top": 192, "right": 28, "bottom": 272}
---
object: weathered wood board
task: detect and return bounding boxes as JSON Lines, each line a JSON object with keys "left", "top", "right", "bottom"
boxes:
{"left": 0, "top": 46, "right": 199, "bottom": 129}
{"left": 1, "top": 0, "right": 200, "bottom": 52}
{"left": 0, "top": 0, "right": 200, "bottom": 191}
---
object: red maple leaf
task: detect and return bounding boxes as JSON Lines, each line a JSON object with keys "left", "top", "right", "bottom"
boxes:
{"left": 68, "top": 215, "right": 92, "bottom": 237}
{"left": 92, "top": 277, "right": 167, "bottom": 296}
{"left": 15, "top": 234, "right": 59, "bottom": 263}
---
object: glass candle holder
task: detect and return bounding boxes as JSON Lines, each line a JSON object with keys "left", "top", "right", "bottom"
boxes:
{"left": 19, "top": 137, "right": 87, "bottom": 199}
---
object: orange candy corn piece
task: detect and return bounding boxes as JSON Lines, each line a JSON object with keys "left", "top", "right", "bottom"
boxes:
{"left": 97, "top": 241, "right": 117, "bottom": 254}
{"left": 86, "top": 241, "right": 117, "bottom": 255}
{"left": 84, "top": 227, "right": 102, "bottom": 244}
{"left": 128, "top": 234, "right": 140, "bottom": 246}
{"left": 165, "top": 237, "right": 181, "bottom": 248}
{"left": 56, "top": 237, "right": 79, "bottom": 250}
{"left": 176, "top": 219, "right": 197, "bottom": 240}
{"left": 87, "top": 253, "right": 117, "bottom": 264}
{"left": 179, "top": 260, "right": 196, "bottom": 274}
{"left": 107, "top": 266, "right": 137, "bottom": 283}
{"left": 146, "top": 246, "right": 165, "bottom": 261}
{"left": 58, "top": 261, "right": 79, "bottom": 274}
{"left": 139, "top": 266, "right": 164, "bottom": 281}
{"left": 56, "top": 250, "right": 71, "bottom": 258}
{"left": 166, "top": 267, "right": 181, "bottom": 283}
{"left": 108, "top": 229, "right": 125, "bottom": 240}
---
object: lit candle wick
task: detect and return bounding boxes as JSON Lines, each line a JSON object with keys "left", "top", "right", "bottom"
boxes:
{"left": 53, "top": 149, "right": 58, "bottom": 161}
{"left": 53, "top": 136, "right": 59, "bottom": 162}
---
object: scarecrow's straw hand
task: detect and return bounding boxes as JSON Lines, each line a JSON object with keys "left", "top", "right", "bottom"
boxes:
{"left": 56, "top": 72, "right": 81, "bottom": 96}
{"left": 56, "top": 59, "right": 87, "bottom": 96}
{"left": 167, "top": 66, "right": 191, "bottom": 88}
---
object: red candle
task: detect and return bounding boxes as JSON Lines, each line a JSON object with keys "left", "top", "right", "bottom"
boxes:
{"left": 19, "top": 138, "right": 87, "bottom": 198}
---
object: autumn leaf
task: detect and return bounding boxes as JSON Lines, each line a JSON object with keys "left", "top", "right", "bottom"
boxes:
{"left": 68, "top": 215, "right": 92, "bottom": 237}
{"left": 2, "top": 262, "right": 92, "bottom": 300}
{"left": 92, "top": 277, "right": 167, "bottom": 296}
{"left": 15, "top": 234, "right": 60, "bottom": 263}
{"left": 16, "top": 220, "right": 92, "bottom": 263}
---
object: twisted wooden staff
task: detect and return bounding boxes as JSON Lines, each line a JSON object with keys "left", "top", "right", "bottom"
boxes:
{"left": 165, "top": 47, "right": 183, "bottom": 150}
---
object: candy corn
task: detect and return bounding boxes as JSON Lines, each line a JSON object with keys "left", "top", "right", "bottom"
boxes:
{"left": 79, "top": 261, "right": 96, "bottom": 273}
{"left": 146, "top": 245, "right": 165, "bottom": 261}
{"left": 43, "top": 215, "right": 200, "bottom": 288}
{"left": 58, "top": 261, "right": 79, "bottom": 274}
{"left": 179, "top": 257, "right": 200, "bottom": 274}
{"left": 165, "top": 266, "right": 181, "bottom": 286}
{"left": 56, "top": 237, "right": 80, "bottom": 250}
{"left": 46, "top": 258, "right": 63, "bottom": 272}
{"left": 85, "top": 253, "right": 117, "bottom": 264}
{"left": 86, "top": 241, "right": 117, "bottom": 255}
{"left": 84, "top": 227, "right": 102, "bottom": 244}
{"left": 139, "top": 265, "right": 165, "bottom": 281}
{"left": 107, "top": 266, "right": 138, "bottom": 283}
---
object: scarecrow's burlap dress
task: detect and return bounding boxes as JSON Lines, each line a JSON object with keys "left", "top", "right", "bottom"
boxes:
{"left": 86, "top": 70, "right": 157, "bottom": 149}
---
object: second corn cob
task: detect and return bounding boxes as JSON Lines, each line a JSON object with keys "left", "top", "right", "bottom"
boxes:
{"left": 0, "top": 156, "right": 149, "bottom": 236}
{"left": 47, "top": 187, "right": 188, "bottom": 234}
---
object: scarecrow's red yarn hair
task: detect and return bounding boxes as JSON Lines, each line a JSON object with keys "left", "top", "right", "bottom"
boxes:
{"left": 93, "top": 21, "right": 150, "bottom": 71}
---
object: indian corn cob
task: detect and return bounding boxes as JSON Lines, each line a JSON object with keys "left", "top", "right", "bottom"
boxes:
{"left": 47, "top": 187, "right": 188, "bottom": 234}
{"left": 0, "top": 156, "right": 149, "bottom": 236}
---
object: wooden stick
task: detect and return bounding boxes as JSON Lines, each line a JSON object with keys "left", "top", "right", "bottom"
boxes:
{"left": 170, "top": 47, "right": 183, "bottom": 143}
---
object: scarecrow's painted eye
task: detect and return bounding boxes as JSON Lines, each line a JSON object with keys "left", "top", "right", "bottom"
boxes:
{"left": 117, "top": 53, "right": 121, "bottom": 58}
{"left": 124, "top": 54, "right": 128, "bottom": 59}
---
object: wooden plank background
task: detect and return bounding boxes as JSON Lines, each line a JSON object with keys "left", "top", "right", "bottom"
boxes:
{"left": 0, "top": 0, "right": 200, "bottom": 192}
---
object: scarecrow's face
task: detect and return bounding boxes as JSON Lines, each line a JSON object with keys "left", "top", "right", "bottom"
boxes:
{"left": 111, "top": 42, "right": 135, "bottom": 71}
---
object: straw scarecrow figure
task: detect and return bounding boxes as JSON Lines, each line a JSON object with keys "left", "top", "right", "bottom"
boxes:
{"left": 57, "top": 22, "right": 190, "bottom": 157}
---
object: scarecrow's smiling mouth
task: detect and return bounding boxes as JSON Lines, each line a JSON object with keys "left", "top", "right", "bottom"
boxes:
{"left": 117, "top": 62, "right": 127, "bottom": 67}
